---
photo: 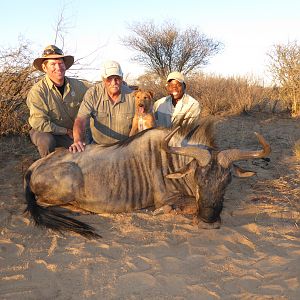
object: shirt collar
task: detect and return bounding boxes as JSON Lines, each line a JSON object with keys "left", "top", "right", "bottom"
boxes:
{"left": 166, "top": 93, "right": 188, "bottom": 104}
{"left": 45, "top": 74, "right": 69, "bottom": 89}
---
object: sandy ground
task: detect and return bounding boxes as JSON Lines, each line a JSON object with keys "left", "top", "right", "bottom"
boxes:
{"left": 0, "top": 112, "right": 299, "bottom": 300}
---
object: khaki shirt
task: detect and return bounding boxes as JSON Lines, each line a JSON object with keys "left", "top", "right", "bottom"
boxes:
{"left": 153, "top": 94, "right": 201, "bottom": 128}
{"left": 26, "top": 75, "right": 88, "bottom": 135}
{"left": 77, "top": 82, "right": 135, "bottom": 144}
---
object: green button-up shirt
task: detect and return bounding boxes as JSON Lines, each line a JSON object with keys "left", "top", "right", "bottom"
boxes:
{"left": 77, "top": 82, "right": 135, "bottom": 144}
{"left": 26, "top": 75, "right": 88, "bottom": 135}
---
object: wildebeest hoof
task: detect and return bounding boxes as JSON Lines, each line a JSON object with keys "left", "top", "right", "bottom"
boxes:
{"left": 193, "top": 217, "right": 221, "bottom": 229}
{"left": 153, "top": 204, "right": 173, "bottom": 216}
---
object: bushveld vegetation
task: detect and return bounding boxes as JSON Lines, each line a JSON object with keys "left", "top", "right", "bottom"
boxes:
{"left": 136, "top": 72, "right": 280, "bottom": 116}
{"left": 0, "top": 42, "right": 36, "bottom": 135}
{"left": 0, "top": 24, "right": 299, "bottom": 136}
{"left": 267, "top": 41, "right": 300, "bottom": 117}
{"left": 0, "top": 45, "right": 289, "bottom": 137}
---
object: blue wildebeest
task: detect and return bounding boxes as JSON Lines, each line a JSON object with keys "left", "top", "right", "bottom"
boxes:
{"left": 24, "top": 119, "right": 270, "bottom": 238}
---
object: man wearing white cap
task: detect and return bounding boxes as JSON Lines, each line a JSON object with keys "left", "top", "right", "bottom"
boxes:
{"left": 153, "top": 71, "right": 200, "bottom": 127}
{"left": 26, "top": 45, "right": 89, "bottom": 157}
{"left": 70, "top": 60, "right": 135, "bottom": 152}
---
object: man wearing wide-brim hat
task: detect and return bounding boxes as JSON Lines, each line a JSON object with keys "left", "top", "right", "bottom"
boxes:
{"left": 26, "top": 45, "right": 89, "bottom": 157}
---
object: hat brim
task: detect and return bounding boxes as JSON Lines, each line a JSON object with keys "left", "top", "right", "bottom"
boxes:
{"left": 33, "top": 55, "right": 74, "bottom": 72}
{"left": 167, "top": 78, "right": 184, "bottom": 83}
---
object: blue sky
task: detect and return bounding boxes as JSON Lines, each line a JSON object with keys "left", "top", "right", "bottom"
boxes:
{"left": 1, "top": 0, "right": 300, "bottom": 84}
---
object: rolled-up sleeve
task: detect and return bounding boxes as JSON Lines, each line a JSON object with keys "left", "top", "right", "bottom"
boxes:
{"left": 77, "top": 86, "right": 96, "bottom": 118}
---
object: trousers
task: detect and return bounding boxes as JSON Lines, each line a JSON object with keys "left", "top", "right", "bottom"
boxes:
{"left": 29, "top": 129, "right": 73, "bottom": 157}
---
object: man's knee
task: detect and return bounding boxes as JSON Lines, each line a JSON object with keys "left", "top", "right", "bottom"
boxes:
{"left": 30, "top": 130, "right": 56, "bottom": 157}
{"left": 38, "top": 134, "right": 56, "bottom": 157}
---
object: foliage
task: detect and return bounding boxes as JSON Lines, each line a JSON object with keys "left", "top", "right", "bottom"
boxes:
{"left": 0, "top": 37, "right": 288, "bottom": 136}
{"left": 187, "top": 74, "right": 273, "bottom": 115}
{"left": 122, "top": 21, "right": 222, "bottom": 78}
{"left": 267, "top": 41, "right": 300, "bottom": 117}
{"left": 0, "top": 40, "right": 36, "bottom": 135}
{"left": 136, "top": 72, "right": 278, "bottom": 116}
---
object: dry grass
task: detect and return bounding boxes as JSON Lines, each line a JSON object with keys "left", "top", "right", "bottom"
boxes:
{"left": 0, "top": 44, "right": 290, "bottom": 137}
{"left": 0, "top": 42, "right": 36, "bottom": 136}
{"left": 293, "top": 139, "right": 300, "bottom": 159}
{"left": 251, "top": 162, "right": 300, "bottom": 229}
{"left": 136, "top": 72, "right": 284, "bottom": 117}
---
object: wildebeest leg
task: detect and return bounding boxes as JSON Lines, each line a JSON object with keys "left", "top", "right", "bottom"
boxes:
{"left": 153, "top": 194, "right": 197, "bottom": 215}
{"left": 153, "top": 204, "right": 173, "bottom": 215}
{"left": 25, "top": 169, "right": 101, "bottom": 239}
{"left": 32, "top": 162, "right": 84, "bottom": 206}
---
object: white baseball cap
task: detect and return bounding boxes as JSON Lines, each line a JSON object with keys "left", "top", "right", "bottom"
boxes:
{"left": 101, "top": 60, "right": 123, "bottom": 79}
{"left": 166, "top": 71, "right": 185, "bottom": 83}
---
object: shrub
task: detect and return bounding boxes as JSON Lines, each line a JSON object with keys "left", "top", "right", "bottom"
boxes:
{"left": 0, "top": 42, "right": 36, "bottom": 135}
{"left": 135, "top": 72, "right": 278, "bottom": 116}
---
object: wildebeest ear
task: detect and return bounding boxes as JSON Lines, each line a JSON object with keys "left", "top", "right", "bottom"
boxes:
{"left": 232, "top": 164, "right": 256, "bottom": 177}
{"left": 166, "top": 159, "right": 197, "bottom": 179}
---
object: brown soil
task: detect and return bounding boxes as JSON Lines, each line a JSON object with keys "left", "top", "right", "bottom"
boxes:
{"left": 0, "top": 113, "right": 299, "bottom": 299}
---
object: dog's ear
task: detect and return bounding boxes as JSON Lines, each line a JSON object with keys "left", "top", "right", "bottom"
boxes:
{"left": 133, "top": 90, "right": 141, "bottom": 97}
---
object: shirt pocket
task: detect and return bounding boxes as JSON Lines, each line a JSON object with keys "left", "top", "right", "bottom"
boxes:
{"left": 93, "top": 111, "right": 109, "bottom": 125}
{"left": 95, "top": 111, "right": 109, "bottom": 118}
{"left": 116, "top": 112, "right": 134, "bottom": 129}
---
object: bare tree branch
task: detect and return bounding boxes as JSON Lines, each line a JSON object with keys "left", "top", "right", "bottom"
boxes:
{"left": 121, "top": 20, "right": 223, "bottom": 78}
{"left": 267, "top": 41, "right": 300, "bottom": 116}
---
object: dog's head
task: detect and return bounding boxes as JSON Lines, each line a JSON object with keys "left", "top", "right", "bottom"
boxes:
{"left": 133, "top": 89, "right": 154, "bottom": 114}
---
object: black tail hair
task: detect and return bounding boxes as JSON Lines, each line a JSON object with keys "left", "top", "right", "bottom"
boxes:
{"left": 24, "top": 170, "right": 101, "bottom": 239}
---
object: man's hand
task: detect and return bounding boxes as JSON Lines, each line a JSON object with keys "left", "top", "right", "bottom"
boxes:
{"left": 69, "top": 141, "right": 86, "bottom": 153}
{"left": 69, "top": 117, "right": 88, "bottom": 153}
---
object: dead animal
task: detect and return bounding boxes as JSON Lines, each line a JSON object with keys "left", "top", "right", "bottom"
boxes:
{"left": 24, "top": 118, "right": 271, "bottom": 238}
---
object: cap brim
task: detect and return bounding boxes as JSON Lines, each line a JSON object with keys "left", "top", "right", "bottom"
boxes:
{"left": 167, "top": 78, "right": 184, "bottom": 83}
{"left": 33, "top": 55, "right": 74, "bottom": 72}
{"left": 102, "top": 74, "right": 123, "bottom": 79}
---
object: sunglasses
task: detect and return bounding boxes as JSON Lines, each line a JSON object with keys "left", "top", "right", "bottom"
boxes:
{"left": 43, "top": 48, "right": 64, "bottom": 56}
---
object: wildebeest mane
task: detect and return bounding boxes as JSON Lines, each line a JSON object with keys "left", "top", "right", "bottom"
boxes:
{"left": 174, "top": 116, "right": 216, "bottom": 149}
{"left": 102, "top": 114, "right": 216, "bottom": 149}
{"left": 105, "top": 128, "right": 155, "bottom": 148}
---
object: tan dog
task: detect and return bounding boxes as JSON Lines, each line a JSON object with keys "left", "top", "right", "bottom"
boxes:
{"left": 129, "top": 89, "right": 156, "bottom": 136}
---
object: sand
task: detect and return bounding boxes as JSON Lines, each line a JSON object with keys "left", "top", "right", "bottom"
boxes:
{"left": 0, "top": 112, "right": 299, "bottom": 299}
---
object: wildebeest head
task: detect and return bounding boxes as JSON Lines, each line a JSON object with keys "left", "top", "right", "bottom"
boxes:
{"left": 162, "top": 121, "right": 271, "bottom": 229}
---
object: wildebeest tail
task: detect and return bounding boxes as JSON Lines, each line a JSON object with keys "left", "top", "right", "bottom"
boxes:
{"left": 24, "top": 170, "right": 101, "bottom": 239}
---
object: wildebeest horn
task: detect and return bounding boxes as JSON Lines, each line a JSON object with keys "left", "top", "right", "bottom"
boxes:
{"left": 217, "top": 132, "right": 271, "bottom": 168}
{"left": 162, "top": 126, "right": 211, "bottom": 167}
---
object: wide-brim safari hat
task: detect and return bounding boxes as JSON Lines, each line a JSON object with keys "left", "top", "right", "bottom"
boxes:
{"left": 33, "top": 45, "right": 74, "bottom": 72}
